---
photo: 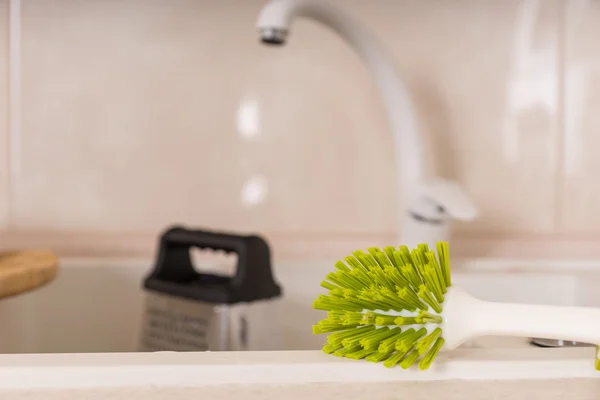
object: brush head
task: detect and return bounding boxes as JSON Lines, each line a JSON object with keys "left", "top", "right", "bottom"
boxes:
{"left": 312, "top": 242, "right": 452, "bottom": 370}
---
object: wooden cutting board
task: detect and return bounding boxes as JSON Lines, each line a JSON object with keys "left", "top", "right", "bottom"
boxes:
{"left": 0, "top": 250, "right": 58, "bottom": 299}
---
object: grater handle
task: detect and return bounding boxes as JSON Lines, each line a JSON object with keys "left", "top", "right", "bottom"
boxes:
{"left": 165, "top": 227, "right": 248, "bottom": 255}
{"left": 144, "top": 225, "right": 282, "bottom": 304}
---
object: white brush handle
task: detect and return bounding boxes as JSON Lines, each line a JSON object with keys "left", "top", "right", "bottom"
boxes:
{"left": 443, "top": 286, "right": 600, "bottom": 351}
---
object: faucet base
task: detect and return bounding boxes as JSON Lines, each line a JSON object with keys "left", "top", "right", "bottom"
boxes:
{"left": 529, "top": 337, "right": 594, "bottom": 348}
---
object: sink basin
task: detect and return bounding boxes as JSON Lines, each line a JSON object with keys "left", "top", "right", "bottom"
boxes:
{"left": 0, "top": 257, "right": 599, "bottom": 354}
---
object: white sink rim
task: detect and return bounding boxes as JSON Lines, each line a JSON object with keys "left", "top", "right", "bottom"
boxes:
{"left": 0, "top": 348, "right": 596, "bottom": 390}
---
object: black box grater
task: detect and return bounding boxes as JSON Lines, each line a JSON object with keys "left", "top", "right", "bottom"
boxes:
{"left": 138, "top": 225, "right": 283, "bottom": 352}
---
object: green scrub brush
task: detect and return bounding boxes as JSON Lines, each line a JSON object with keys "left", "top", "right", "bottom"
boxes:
{"left": 312, "top": 241, "right": 600, "bottom": 371}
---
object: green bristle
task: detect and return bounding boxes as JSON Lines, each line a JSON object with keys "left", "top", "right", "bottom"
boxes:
{"left": 399, "top": 349, "right": 421, "bottom": 369}
{"left": 352, "top": 250, "right": 377, "bottom": 270}
{"left": 396, "top": 327, "right": 427, "bottom": 352}
{"left": 379, "top": 287, "right": 414, "bottom": 310}
{"left": 424, "top": 265, "right": 445, "bottom": 303}
{"left": 364, "top": 247, "right": 379, "bottom": 258}
{"left": 345, "top": 274, "right": 366, "bottom": 291}
{"left": 410, "top": 249, "right": 428, "bottom": 283}
{"left": 358, "top": 290, "right": 392, "bottom": 311}
{"left": 350, "top": 266, "right": 374, "bottom": 287}
{"left": 326, "top": 311, "right": 345, "bottom": 324}
{"left": 320, "top": 281, "right": 339, "bottom": 291}
{"left": 383, "top": 351, "right": 406, "bottom": 368}
{"left": 371, "top": 249, "right": 394, "bottom": 271}
{"left": 345, "top": 254, "right": 370, "bottom": 273}
{"left": 383, "top": 246, "right": 399, "bottom": 268}
{"left": 384, "top": 266, "right": 411, "bottom": 288}
{"left": 397, "top": 286, "right": 427, "bottom": 311}
{"left": 325, "top": 272, "right": 354, "bottom": 292}
{"left": 390, "top": 348, "right": 412, "bottom": 365}
{"left": 378, "top": 328, "right": 406, "bottom": 353}
{"left": 418, "top": 311, "right": 443, "bottom": 324}
{"left": 344, "top": 255, "right": 368, "bottom": 273}
{"left": 369, "top": 269, "right": 395, "bottom": 291}
{"left": 392, "top": 300, "right": 418, "bottom": 313}
{"left": 367, "top": 349, "right": 395, "bottom": 363}
{"left": 361, "top": 311, "right": 376, "bottom": 325}
{"left": 360, "top": 328, "right": 398, "bottom": 351}
{"left": 327, "top": 325, "right": 375, "bottom": 345}
{"left": 342, "top": 327, "right": 382, "bottom": 348}
{"left": 411, "top": 248, "right": 427, "bottom": 270}
{"left": 417, "top": 285, "right": 443, "bottom": 313}
{"left": 323, "top": 272, "right": 341, "bottom": 289}
{"left": 346, "top": 349, "right": 376, "bottom": 360}
{"left": 313, "top": 241, "right": 453, "bottom": 371}
{"left": 365, "top": 253, "right": 382, "bottom": 270}
{"left": 313, "top": 294, "right": 363, "bottom": 312}
{"left": 596, "top": 346, "right": 600, "bottom": 371}
{"left": 397, "top": 245, "right": 414, "bottom": 265}
{"left": 436, "top": 242, "right": 451, "bottom": 287}
{"left": 341, "top": 327, "right": 387, "bottom": 348}
{"left": 322, "top": 343, "right": 343, "bottom": 354}
{"left": 416, "top": 327, "right": 443, "bottom": 355}
{"left": 346, "top": 291, "right": 386, "bottom": 311}
{"left": 400, "top": 263, "right": 424, "bottom": 289}
{"left": 418, "top": 264, "right": 435, "bottom": 295}
{"left": 313, "top": 325, "right": 343, "bottom": 334}
{"left": 334, "top": 260, "right": 351, "bottom": 272}
{"left": 419, "top": 338, "right": 445, "bottom": 370}
{"left": 341, "top": 311, "right": 364, "bottom": 325}
{"left": 393, "top": 316, "right": 418, "bottom": 326}
{"left": 374, "top": 315, "right": 397, "bottom": 326}
{"left": 348, "top": 259, "right": 368, "bottom": 279}
{"left": 336, "top": 270, "right": 365, "bottom": 292}
{"left": 392, "top": 251, "right": 406, "bottom": 271}
{"left": 313, "top": 319, "right": 358, "bottom": 334}
{"left": 362, "top": 251, "right": 380, "bottom": 268}
{"left": 361, "top": 286, "right": 391, "bottom": 306}
{"left": 333, "top": 343, "right": 362, "bottom": 357}
{"left": 426, "top": 250, "right": 447, "bottom": 293}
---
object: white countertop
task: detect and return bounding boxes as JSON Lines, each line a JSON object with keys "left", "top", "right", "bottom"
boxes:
{"left": 0, "top": 347, "right": 597, "bottom": 384}
{"left": 0, "top": 348, "right": 598, "bottom": 399}
{"left": 4, "top": 378, "right": 600, "bottom": 400}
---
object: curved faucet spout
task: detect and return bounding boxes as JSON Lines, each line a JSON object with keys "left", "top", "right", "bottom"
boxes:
{"left": 257, "top": 0, "right": 426, "bottom": 207}
{"left": 256, "top": 0, "right": 478, "bottom": 247}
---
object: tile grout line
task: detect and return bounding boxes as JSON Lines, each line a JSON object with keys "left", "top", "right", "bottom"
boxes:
{"left": 7, "top": 0, "right": 20, "bottom": 230}
{"left": 553, "top": 0, "right": 567, "bottom": 234}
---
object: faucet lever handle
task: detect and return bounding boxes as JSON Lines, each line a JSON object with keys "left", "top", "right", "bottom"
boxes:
{"left": 417, "top": 179, "right": 478, "bottom": 221}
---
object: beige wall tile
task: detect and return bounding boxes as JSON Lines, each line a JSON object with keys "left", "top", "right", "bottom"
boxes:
{"left": 15, "top": 0, "right": 559, "bottom": 237}
{"left": 365, "top": 0, "right": 560, "bottom": 234}
{"left": 560, "top": 0, "right": 600, "bottom": 233}
{"left": 0, "top": 0, "right": 8, "bottom": 229}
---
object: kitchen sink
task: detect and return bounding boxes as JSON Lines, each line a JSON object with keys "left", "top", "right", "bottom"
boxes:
{"left": 0, "top": 256, "right": 599, "bottom": 397}
{"left": 1, "top": 256, "right": 600, "bottom": 354}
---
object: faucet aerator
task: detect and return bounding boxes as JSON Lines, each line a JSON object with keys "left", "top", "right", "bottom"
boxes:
{"left": 259, "top": 28, "right": 288, "bottom": 45}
